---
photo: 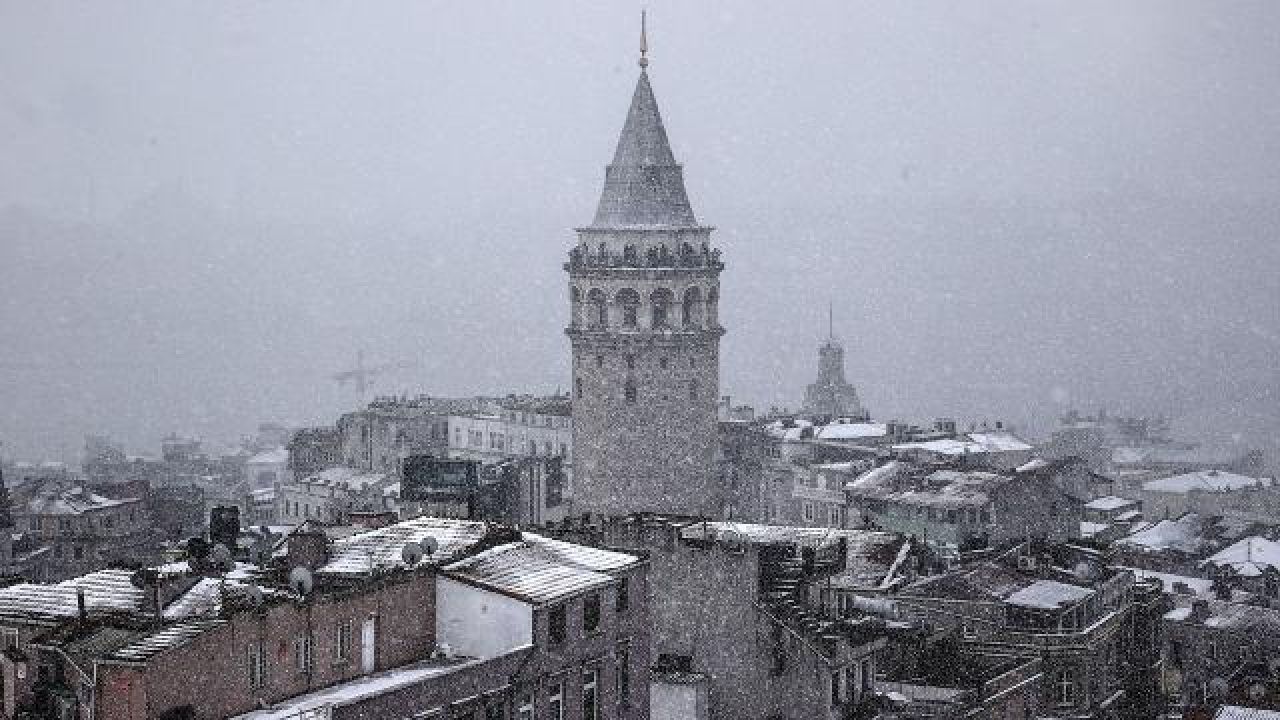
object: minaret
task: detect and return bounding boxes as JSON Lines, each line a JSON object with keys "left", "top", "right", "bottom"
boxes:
{"left": 566, "top": 17, "right": 725, "bottom": 518}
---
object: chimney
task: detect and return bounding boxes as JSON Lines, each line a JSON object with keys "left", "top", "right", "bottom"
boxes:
{"left": 286, "top": 529, "right": 330, "bottom": 571}
{"left": 76, "top": 587, "right": 86, "bottom": 620}
{"left": 1190, "top": 599, "right": 1210, "bottom": 622}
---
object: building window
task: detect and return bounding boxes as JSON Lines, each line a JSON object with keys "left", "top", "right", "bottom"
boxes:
{"left": 584, "top": 593, "right": 602, "bottom": 633}
{"left": 659, "top": 357, "right": 669, "bottom": 369}
{"left": 549, "top": 605, "right": 567, "bottom": 645}
{"left": 336, "top": 621, "right": 352, "bottom": 660}
{"left": 650, "top": 289, "right": 673, "bottom": 328}
{"left": 625, "top": 354, "right": 635, "bottom": 370}
{"left": 294, "top": 635, "right": 312, "bottom": 673}
{"left": 616, "top": 578, "right": 630, "bottom": 613}
{"left": 549, "top": 681, "right": 564, "bottom": 720}
{"left": 0, "top": 627, "right": 17, "bottom": 649}
{"left": 689, "top": 379, "right": 698, "bottom": 400}
{"left": 583, "top": 669, "right": 599, "bottom": 720}
{"left": 618, "top": 289, "right": 640, "bottom": 329}
{"left": 1055, "top": 669, "right": 1074, "bottom": 706}
{"left": 247, "top": 640, "right": 266, "bottom": 689}
{"left": 861, "top": 659, "right": 873, "bottom": 692}
{"left": 575, "top": 377, "right": 583, "bottom": 398}
{"left": 617, "top": 642, "right": 631, "bottom": 706}
{"left": 624, "top": 383, "right": 637, "bottom": 404}
{"left": 803, "top": 502, "right": 815, "bottom": 523}
{"left": 832, "top": 671, "right": 842, "bottom": 704}
{"left": 595, "top": 355, "right": 604, "bottom": 368}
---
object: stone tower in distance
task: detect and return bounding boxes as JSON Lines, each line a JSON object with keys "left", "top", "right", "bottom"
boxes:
{"left": 566, "top": 22, "right": 725, "bottom": 518}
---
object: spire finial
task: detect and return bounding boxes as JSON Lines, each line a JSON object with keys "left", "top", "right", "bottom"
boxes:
{"left": 639, "top": 9, "right": 649, "bottom": 69}
{"left": 828, "top": 301, "right": 834, "bottom": 342}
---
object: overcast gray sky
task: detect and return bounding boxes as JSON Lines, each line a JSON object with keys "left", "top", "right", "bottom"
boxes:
{"left": 1, "top": 1, "right": 1277, "bottom": 463}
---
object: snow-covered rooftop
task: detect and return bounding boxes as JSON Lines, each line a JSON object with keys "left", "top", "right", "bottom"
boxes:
{"left": 1084, "top": 495, "right": 1138, "bottom": 511}
{"left": 229, "top": 654, "right": 502, "bottom": 720}
{"left": 106, "top": 619, "right": 226, "bottom": 663}
{"left": 1215, "top": 706, "right": 1280, "bottom": 720}
{"left": 1003, "top": 580, "right": 1094, "bottom": 610}
{"left": 1201, "top": 536, "right": 1280, "bottom": 577}
{"left": 1114, "top": 514, "right": 1210, "bottom": 555}
{"left": 1142, "top": 470, "right": 1270, "bottom": 494}
{"left": 817, "top": 423, "right": 887, "bottom": 441}
{"left": 318, "top": 516, "right": 489, "bottom": 575}
{"left": 443, "top": 534, "right": 637, "bottom": 604}
{"left": 25, "top": 487, "right": 136, "bottom": 515}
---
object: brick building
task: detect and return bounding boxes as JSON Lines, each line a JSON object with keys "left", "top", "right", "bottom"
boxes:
{"left": 0, "top": 515, "right": 648, "bottom": 720}
{"left": 11, "top": 486, "right": 153, "bottom": 581}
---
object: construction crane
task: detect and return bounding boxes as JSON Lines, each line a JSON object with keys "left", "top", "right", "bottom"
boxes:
{"left": 332, "top": 351, "right": 411, "bottom": 403}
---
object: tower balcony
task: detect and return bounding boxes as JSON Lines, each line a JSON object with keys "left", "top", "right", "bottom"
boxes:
{"left": 565, "top": 245, "right": 723, "bottom": 272}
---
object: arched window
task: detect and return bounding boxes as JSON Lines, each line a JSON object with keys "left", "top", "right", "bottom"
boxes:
{"left": 707, "top": 287, "right": 720, "bottom": 326}
{"left": 623, "top": 245, "right": 638, "bottom": 266}
{"left": 624, "top": 381, "right": 637, "bottom": 404}
{"left": 650, "top": 288, "right": 674, "bottom": 329}
{"left": 615, "top": 288, "right": 641, "bottom": 329}
{"left": 586, "top": 289, "right": 607, "bottom": 329}
{"left": 682, "top": 286, "right": 703, "bottom": 328}
{"left": 569, "top": 286, "right": 582, "bottom": 327}
{"left": 680, "top": 242, "right": 695, "bottom": 266}
{"left": 597, "top": 243, "right": 607, "bottom": 264}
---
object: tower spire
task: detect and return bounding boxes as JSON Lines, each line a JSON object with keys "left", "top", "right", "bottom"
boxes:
{"left": 828, "top": 301, "right": 834, "bottom": 343}
{"left": 639, "top": 10, "right": 649, "bottom": 69}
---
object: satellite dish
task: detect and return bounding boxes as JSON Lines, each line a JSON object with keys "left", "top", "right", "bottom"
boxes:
{"left": 211, "top": 543, "right": 233, "bottom": 570}
{"left": 1209, "top": 677, "right": 1229, "bottom": 698}
{"left": 289, "top": 566, "right": 314, "bottom": 596}
{"left": 1249, "top": 683, "right": 1268, "bottom": 701}
{"left": 420, "top": 537, "right": 439, "bottom": 557}
{"left": 244, "top": 584, "right": 265, "bottom": 606}
{"left": 401, "top": 542, "right": 425, "bottom": 567}
{"left": 1073, "top": 561, "right": 1099, "bottom": 583}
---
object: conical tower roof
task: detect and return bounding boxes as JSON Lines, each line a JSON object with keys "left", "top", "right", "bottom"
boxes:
{"left": 591, "top": 70, "right": 698, "bottom": 228}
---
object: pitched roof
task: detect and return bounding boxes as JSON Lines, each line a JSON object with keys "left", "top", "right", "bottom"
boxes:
{"left": 591, "top": 71, "right": 698, "bottom": 228}
{"left": 1142, "top": 470, "right": 1268, "bottom": 494}
{"left": 443, "top": 533, "right": 638, "bottom": 604}
{"left": 318, "top": 516, "right": 489, "bottom": 575}
{"left": 1216, "top": 706, "right": 1280, "bottom": 720}
{"left": 1202, "top": 536, "right": 1280, "bottom": 577}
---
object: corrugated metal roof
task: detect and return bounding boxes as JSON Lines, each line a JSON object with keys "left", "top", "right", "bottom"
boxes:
{"left": 319, "top": 516, "right": 489, "bottom": 575}
{"left": 680, "top": 521, "right": 867, "bottom": 549}
{"left": 106, "top": 619, "right": 225, "bottom": 663}
{"left": 444, "top": 535, "right": 639, "bottom": 605}
{"left": 0, "top": 569, "right": 143, "bottom": 623}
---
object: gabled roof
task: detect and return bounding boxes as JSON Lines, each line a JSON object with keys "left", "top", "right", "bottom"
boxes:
{"left": 443, "top": 537, "right": 637, "bottom": 605}
{"left": 1142, "top": 470, "right": 1268, "bottom": 494}
{"left": 591, "top": 71, "right": 698, "bottom": 228}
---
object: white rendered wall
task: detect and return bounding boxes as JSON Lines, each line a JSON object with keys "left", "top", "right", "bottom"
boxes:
{"left": 436, "top": 577, "right": 532, "bottom": 658}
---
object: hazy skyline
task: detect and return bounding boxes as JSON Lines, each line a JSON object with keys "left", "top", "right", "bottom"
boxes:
{"left": 2, "top": 2, "right": 1277, "bottom": 462}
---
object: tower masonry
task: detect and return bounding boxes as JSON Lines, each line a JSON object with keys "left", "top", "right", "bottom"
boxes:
{"left": 565, "top": 46, "right": 725, "bottom": 518}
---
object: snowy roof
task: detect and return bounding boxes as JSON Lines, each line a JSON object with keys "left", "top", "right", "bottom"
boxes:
{"left": 847, "top": 465, "right": 1012, "bottom": 508}
{"left": 318, "top": 516, "right": 489, "bottom": 575}
{"left": 1004, "top": 580, "right": 1094, "bottom": 610}
{"left": 443, "top": 534, "right": 638, "bottom": 604}
{"left": 229, "top": 655, "right": 500, "bottom": 720}
{"left": 246, "top": 447, "right": 288, "bottom": 465}
{"left": 1121, "top": 567, "right": 1214, "bottom": 597}
{"left": 893, "top": 432, "right": 1031, "bottom": 457}
{"left": 1084, "top": 496, "right": 1138, "bottom": 511}
{"left": 680, "top": 521, "right": 859, "bottom": 550}
{"left": 0, "top": 569, "right": 143, "bottom": 623}
{"left": 1080, "top": 522, "right": 1111, "bottom": 538}
{"left": 25, "top": 487, "right": 136, "bottom": 515}
{"left": 1216, "top": 706, "right": 1280, "bottom": 720}
{"left": 1201, "top": 536, "right": 1280, "bottom": 577}
{"left": 1115, "top": 510, "right": 1143, "bottom": 522}
{"left": 1142, "top": 470, "right": 1269, "bottom": 494}
{"left": 1114, "top": 514, "right": 1210, "bottom": 555}
{"left": 301, "top": 467, "right": 389, "bottom": 491}
{"left": 105, "top": 619, "right": 226, "bottom": 664}
{"left": 1164, "top": 599, "right": 1280, "bottom": 636}
{"left": 817, "top": 423, "right": 887, "bottom": 441}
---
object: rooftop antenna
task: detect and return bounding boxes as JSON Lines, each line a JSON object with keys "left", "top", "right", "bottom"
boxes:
{"left": 828, "top": 301, "right": 834, "bottom": 343}
{"left": 638, "top": 10, "right": 649, "bottom": 69}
